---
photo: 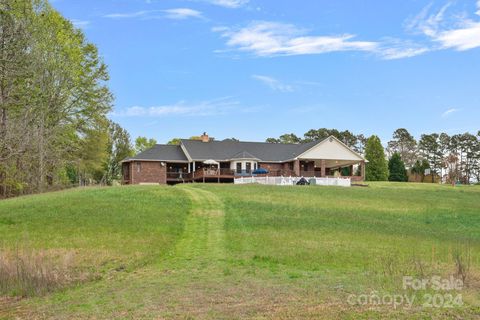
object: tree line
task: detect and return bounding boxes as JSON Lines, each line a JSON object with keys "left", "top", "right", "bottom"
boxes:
{"left": 268, "top": 128, "right": 480, "bottom": 184}
{"left": 0, "top": 0, "right": 139, "bottom": 198}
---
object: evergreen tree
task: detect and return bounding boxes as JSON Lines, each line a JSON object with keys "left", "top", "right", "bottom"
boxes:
{"left": 365, "top": 135, "right": 389, "bottom": 181}
{"left": 388, "top": 152, "right": 408, "bottom": 182}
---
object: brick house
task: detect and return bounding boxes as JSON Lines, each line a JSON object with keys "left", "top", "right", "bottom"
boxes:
{"left": 122, "top": 133, "right": 366, "bottom": 185}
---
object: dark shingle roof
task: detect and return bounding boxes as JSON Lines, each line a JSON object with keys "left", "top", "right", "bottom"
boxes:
{"left": 180, "top": 139, "right": 322, "bottom": 162}
{"left": 124, "top": 144, "right": 188, "bottom": 162}
{"left": 229, "top": 151, "right": 260, "bottom": 160}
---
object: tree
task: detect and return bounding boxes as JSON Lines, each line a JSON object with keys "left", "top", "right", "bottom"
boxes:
{"left": 104, "top": 121, "right": 133, "bottom": 185}
{"left": 444, "top": 153, "right": 459, "bottom": 186}
{"left": 134, "top": 136, "right": 157, "bottom": 153}
{"left": 364, "top": 135, "right": 388, "bottom": 181}
{"left": 388, "top": 153, "right": 408, "bottom": 182}
{"left": 411, "top": 159, "right": 430, "bottom": 182}
{"left": 167, "top": 138, "right": 181, "bottom": 145}
{"left": 353, "top": 134, "right": 367, "bottom": 154}
{"left": 265, "top": 138, "right": 280, "bottom": 143}
{"left": 303, "top": 128, "right": 335, "bottom": 142}
{"left": 278, "top": 133, "right": 301, "bottom": 144}
{"left": 77, "top": 120, "right": 110, "bottom": 185}
{"left": 387, "top": 128, "right": 417, "bottom": 167}
{"left": 419, "top": 134, "right": 443, "bottom": 183}
{"left": 0, "top": 0, "right": 113, "bottom": 197}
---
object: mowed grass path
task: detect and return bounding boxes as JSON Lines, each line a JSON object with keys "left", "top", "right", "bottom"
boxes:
{"left": 1, "top": 183, "right": 479, "bottom": 319}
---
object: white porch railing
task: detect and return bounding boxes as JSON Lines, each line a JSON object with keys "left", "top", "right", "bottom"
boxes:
{"left": 234, "top": 176, "right": 351, "bottom": 187}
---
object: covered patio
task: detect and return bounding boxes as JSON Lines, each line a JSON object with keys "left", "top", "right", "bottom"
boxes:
{"left": 293, "top": 137, "right": 367, "bottom": 181}
{"left": 296, "top": 159, "right": 365, "bottom": 181}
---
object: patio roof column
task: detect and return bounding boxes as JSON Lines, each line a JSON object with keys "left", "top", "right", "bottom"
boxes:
{"left": 321, "top": 159, "right": 326, "bottom": 177}
{"left": 360, "top": 161, "right": 366, "bottom": 181}
{"left": 293, "top": 159, "right": 300, "bottom": 176}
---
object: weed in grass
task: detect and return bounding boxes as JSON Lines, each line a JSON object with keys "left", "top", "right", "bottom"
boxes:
{"left": 453, "top": 245, "right": 472, "bottom": 286}
{"left": 0, "top": 246, "right": 79, "bottom": 297}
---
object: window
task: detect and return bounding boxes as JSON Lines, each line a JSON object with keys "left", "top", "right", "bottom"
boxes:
{"left": 136, "top": 162, "right": 141, "bottom": 173}
{"left": 254, "top": 163, "right": 257, "bottom": 170}
{"left": 246, "top": 162, "right": 251, "bottom": 174}
{"left": 236, "top": 162, "right": 242, "bottom": 173}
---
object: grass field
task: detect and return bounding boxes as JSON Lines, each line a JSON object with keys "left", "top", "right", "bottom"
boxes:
{"left": 0, "top": 183, "right": 479, "bottom": 319}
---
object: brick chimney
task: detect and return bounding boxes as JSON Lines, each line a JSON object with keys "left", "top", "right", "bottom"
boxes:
{"left": 201, "top": 132, "right": 209, "bottom": 143}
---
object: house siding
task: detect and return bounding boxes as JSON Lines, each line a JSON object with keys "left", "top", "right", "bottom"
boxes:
{"left": 130, "top": 161, "right": 167, "bottom": 185}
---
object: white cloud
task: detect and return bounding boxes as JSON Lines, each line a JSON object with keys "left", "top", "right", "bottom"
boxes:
{"left": 215, "top": 21, "right": 379, "bottom": 57}
{"left": 378, "top": 39, "right": 430, "bottom": 59}
{"left": 163, "top": 8, "right": 203, "bottom": 20}
{"left": 408, "top": 3, "right": 480, "bottom": 51}
{"left": 380, "top": 46, "right": 430, "bottom": 59}
{"left": 436, "top": 22, "right": 480, "bottom": 50}
{"left": 104, "top": 8, "right": 203, "bottom": 20}
{"left": 442, "top": 108, "right": 459, "bottom": 118}
{"left": 252, "top": 75, "right": 293, "bottom": 92}
{"left": 104, "top": 11, "right": 152, "bottom": 19}
{"left": 111, "top": 97, "right": 239, "bottom": 117}
{"left": 71, "top": 19, "right": 91, "bottom": 29}
{"left": 206, "top": 0, "right": 249, "bottom": 8}
{"left": 477, "top": 0, "right": 480, "bottom": 16}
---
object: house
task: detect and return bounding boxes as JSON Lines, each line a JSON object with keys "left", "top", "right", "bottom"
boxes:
{"left": 121, "top": 133, "right": 366, "bottom": 185}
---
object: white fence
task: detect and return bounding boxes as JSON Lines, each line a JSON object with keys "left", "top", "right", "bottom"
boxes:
{"left": 234, "top": 176, "right": 351, "bottom": 187}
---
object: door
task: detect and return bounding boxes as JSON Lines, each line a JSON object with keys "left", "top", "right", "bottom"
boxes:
{"left": 236, "top": 162, "right": 242, "bottom": 174}
{"left": 246, "top": 162, "right": 251, "bottom": 174}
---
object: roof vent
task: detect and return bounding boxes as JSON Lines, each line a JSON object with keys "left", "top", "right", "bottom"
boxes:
{"left": 201, "top": 132, "right": 209, "bottom": 143}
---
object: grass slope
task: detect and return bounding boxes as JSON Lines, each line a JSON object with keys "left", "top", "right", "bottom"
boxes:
{"left": 1, "top": 183, "right": 479, "bottom": 319}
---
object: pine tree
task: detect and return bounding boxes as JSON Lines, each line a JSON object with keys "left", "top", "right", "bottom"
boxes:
{"left": 388, "top": 152, "right": 408, "bottom": 182}
{"left": 365, "top": 135, "right": 388, "bottom": 181}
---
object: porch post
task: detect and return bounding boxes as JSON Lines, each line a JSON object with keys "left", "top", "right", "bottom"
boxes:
{"left": 188, "top": 162, "right": 191, "bottom": 174}
{"left": 293, "top": 160, "right": 300, "bottom": 176}
{"left": 321, "top": 159, "right": 326, "bottom": 177}
{"left": 361, "top": 161, "right": 366, "bottom": 181}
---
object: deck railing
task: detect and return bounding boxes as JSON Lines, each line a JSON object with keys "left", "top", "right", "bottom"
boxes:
{"left": 167, "top": 172, "right": 192, "bottom": 180}
{"left": 193, "top": 168, "right": 235, "bottom": 178}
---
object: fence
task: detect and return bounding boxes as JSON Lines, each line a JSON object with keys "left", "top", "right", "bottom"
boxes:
{"left": 234, "top": 176, "right": 351, "bottom": 187}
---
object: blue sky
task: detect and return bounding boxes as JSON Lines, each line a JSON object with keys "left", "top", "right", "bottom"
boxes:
{"left": 52, "top": 0, "right": 480, "bottom": 143}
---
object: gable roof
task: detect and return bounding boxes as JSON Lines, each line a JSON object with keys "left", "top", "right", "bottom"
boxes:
{"left": 229, "top": 150, "right": 260, "bottom": 160}
{"left": 179, "top": 139, "right": 321, "bottom": 162}
{"left": 296, "top": 135, "right": 366, "bottom": 161}
{"left": 122, "top": 136, "right": 365, "bottom": 164}
{"left": 123, "top": 144, "right": 188, "bottom": 162}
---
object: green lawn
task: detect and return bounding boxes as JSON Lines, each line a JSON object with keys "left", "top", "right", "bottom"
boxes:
{"left": 0, "top": 183, "right": 479, "bottom": 319}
